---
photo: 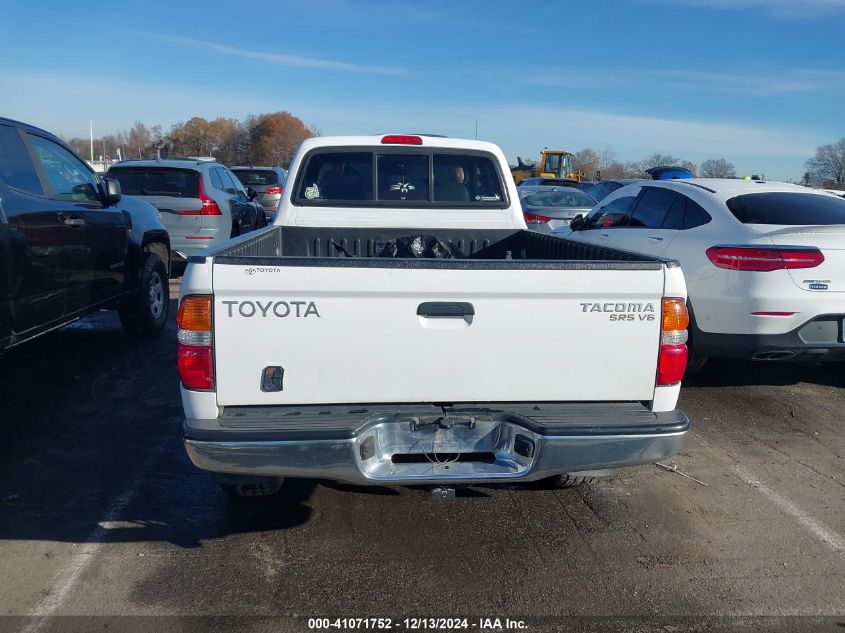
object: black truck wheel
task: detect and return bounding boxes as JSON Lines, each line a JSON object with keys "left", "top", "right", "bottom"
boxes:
{"left": 213, "top": 474, "right": 284, "bottom": 497}
{"left": 119, "top": 253, "right": 169, "bottom": 338}
{"left": 548, "top": 474, "right": 594, "bottom": 489}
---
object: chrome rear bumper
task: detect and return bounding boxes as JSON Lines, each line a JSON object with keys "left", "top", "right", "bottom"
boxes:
{"left": 182, "top": 403, "right": 688, "bottom": 485}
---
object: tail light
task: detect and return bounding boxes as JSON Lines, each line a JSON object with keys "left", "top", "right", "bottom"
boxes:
{"left": 263, "top": 186, "right": 283, "bottom": 195}
{"left": 657, "top": 298, "right": 688, "bottom": 385}
{"left": 706, "top": 246, "right": 824, "bottom": 272}
{"left": 524, "top": 211, "right": 552, "bottom": 224}
{"left": 177, "top": 295, "right": 214, "bottom": 390}
{"left": 176, "top": 176, "right": 222, "bottom": 216}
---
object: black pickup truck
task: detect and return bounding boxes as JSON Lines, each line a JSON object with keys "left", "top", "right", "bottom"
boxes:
{"left": 0, "top": 117, "right": 171, "bottom": 352}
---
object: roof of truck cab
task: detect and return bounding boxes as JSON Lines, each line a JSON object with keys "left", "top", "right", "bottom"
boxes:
{"left": 296, "top": 135, "right": 505, "bottom": 155}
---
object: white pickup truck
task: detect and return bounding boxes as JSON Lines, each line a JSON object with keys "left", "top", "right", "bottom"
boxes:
{"left": 176, "top": 135, "right": 690, "bottom": 498}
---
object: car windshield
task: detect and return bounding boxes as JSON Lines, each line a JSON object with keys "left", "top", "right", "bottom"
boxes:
{"left": 520, "top": 188, "right": 595, "bottom": 208}
{"left": 726, "top": 192, "right": 845, "bottom": 225}
{"left": 107, "top": 167, "right": 199, "bottom": 197}
{"left": 233, "top": 169, "right": 280, "bottom": 186}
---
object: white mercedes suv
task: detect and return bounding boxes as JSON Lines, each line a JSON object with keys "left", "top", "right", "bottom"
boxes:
{"left": 560, "top": 179, "right": 845, "bottom": 371}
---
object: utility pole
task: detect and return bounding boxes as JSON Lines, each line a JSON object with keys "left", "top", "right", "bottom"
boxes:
{"left": 89, "top": 119, "right": 94, "bottom": 163}
{"left": 475, "top": 120, "right": 478, "bottom": 140}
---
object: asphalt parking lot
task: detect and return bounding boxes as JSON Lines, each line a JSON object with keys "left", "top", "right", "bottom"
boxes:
{"left": 0, "top": 281, "right": 843, "bottom": 633}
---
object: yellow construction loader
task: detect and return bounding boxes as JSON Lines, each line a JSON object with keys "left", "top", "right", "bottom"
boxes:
{"left": 511, "top": 149, "right": 580, "bottom": 185}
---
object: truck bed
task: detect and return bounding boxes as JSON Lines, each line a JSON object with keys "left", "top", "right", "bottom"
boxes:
{"left": 191, "top": 226, "right": 678, "bottom": 407}
{"left": 190, "top": 226, "right": 670, "bottom": 269}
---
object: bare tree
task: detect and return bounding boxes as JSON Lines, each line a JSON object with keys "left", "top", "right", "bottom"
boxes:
{"left": 637, "top": 153, "right": 681, "bottom": 175}
{"left": 602, "top": 162, "right": 630, "bottom": 180}
{"left": 680, "top": 160, "right": 698, "bottom": 177}
{"left": 700, "top": 158, "right": 736, "bottom": 178}
{"left": 595, "top": 148, "right": 630, "bottom": 179}
{"left": 573, "top": 148, "right": 599, "bottom": 180}
{"left": 599, "top": 148, "right": 616, "bottom": 169}
{"left": 126, "top": 122, "right": 153, "bottom": 159}
{"left": 806, "top": 139, "right": 845, "bottom": 186}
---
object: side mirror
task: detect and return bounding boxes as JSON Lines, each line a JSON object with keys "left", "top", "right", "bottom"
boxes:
{"left": 569, "top": 214, "right": 585, "bottom": 231}
{"left": 246, "top": 187, "right": 258, "bottom": 201}
{"left": 101, "top": 178, "right": 122, "bottom": 206}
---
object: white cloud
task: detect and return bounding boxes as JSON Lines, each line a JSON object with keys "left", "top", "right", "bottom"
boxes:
{"left": 304, "top": 102, "right": 824, "bottom": 179}
{"left": 141, "top": 32, "right": 407, "bottom": 76}
{"left": 0, "top": 71, "right": 823, "bottom": 181}
{"left": 528, "top": 68, "right": 845, "bottom": 96}
{"left": 497, "top": 105, "right": 821, "bottom": 159}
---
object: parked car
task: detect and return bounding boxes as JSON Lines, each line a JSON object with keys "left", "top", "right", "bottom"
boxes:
{"left": 646, "top": 166, "right": 694, "bottom": 180}
{"left": 177, "top": 134, "right": 689, "bottom": 498}
{"left": 586, "top": 179, "right": 642, "bottom": 204}
{"left": 231, "top": 166, "right": 287, "bottom": 221}
{"left": 561, "top": 178, "right": 845, "bottom": 371}
{"left": 518, "top": 185, "right": 596, "bottom": 231}
{"left": 0, "top": 117, "right": 171, "bottom": 351}
{"left": 518, "top": 176, "right": 580, "bottom": 188}
{"left": 576, "top": 180, "right": 597, "bottom": 192}
{"left": 106, "top": 159, "right": 266, "bottom": 262}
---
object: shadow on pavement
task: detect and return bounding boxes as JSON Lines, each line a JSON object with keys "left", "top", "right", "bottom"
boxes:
{"left": 683, "top": 357, "right": 844, "bottom": 389}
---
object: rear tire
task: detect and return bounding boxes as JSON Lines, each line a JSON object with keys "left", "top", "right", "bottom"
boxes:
{"left": 685, "top": 346, "right": 709, "bottom": 376}
{"left": 544, "top": 474, "right": 594, "bottom": 489}
{"left": 118, "top": 253, "right": 168, "bottom": 339}
{"left": 230, "top": 222, "right": 241, "bottom": 239}
{"left": 214, "top": 474, "right": 284, "bottom": 498}
{"left": 684, "top": 300, "right": 709, "bottom": 376}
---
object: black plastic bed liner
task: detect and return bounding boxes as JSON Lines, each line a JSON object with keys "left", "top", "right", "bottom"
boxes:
{"left": 188, "top": 227, "right": 674, "bottom": 270}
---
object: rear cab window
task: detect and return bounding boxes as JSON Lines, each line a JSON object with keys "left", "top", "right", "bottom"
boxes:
{"left": 726, "top": 192, "right": 845, "bottom": 225}
{"left": 108, "top": 167, "right": 199, "bottom": 198}
{"left": 293, "top": 149, "right": 506, "bottom": 207}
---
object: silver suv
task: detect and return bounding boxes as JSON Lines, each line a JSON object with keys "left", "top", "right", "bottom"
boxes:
{"left": 107, "top": 159, "right": 266, "bottom": 260}
{"left": 231, "top": 166, "right": 287, "bottom": 221}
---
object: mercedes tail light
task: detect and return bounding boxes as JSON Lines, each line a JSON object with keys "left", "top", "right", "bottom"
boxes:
{"left": 706, "top": 246, "right": 824, "bottom": 272}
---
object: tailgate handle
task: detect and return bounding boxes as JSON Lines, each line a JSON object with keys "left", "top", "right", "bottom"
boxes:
{"left": 417, "top": 302, "right": 475, "bottom": 318}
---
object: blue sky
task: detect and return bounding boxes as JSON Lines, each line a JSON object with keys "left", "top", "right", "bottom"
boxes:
{"left": 1, "top": 0, "right": 843, "bottom": 180}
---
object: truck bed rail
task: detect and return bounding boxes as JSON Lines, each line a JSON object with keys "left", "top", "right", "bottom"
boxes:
{"left": 190, "top": 227, "right": 674, "bottom": 270}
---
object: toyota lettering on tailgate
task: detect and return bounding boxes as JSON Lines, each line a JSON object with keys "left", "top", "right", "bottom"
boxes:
{"left": 222, "top": 300, "right": 321, "bottom": 318}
